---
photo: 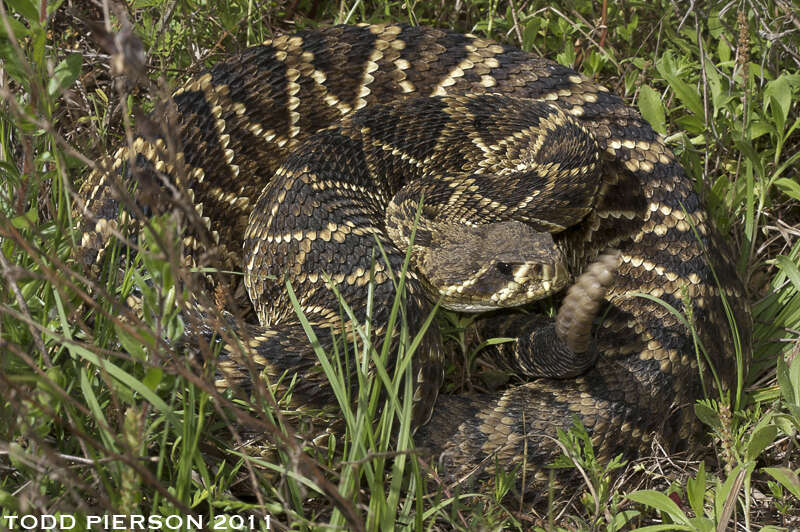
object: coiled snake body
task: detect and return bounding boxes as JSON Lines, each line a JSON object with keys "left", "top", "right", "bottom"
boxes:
{"left": 80, "top": 24, "right": 750, "bottom": 484}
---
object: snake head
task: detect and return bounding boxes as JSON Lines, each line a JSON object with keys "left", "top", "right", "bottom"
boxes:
{"left": 418, "top": 220, "right": 569, "bottom": 312}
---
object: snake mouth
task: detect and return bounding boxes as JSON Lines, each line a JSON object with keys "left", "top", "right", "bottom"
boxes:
{"left": 489, "top": 260, "right": 570, "bottom": 307}
{"left": 436, "top": 260, "right": 570, "bottom": 312}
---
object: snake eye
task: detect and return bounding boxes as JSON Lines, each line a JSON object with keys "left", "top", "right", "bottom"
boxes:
{"left": 495, "top": 262, "right": 514, "bottom": 276}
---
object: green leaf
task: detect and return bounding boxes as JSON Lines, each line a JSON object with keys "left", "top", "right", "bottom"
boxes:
{"left": 675, "top": 114, "right": 706, "bottom": 136}
{"left": 704, "top": 60, "right": 723, "bottom": 114}
{"left": 717, "top": 36, "right": 730, "bottom": 63}
{"left": 629, "top": 526, "right": 692, "bottom": 532}
{"left": 115, "top": 322, "right": 149, "bottom": 360}
{"left": 694, "top": 402, "right": 722, "bottom": 429}
{"left": 31, "top": 25, "right": 46, "bottom": 66}
{"left": 0, "top": 489, "right": 18, "bottom": 512}
{"left": 777, "top": 352, "right": 795, "bottom": 407}
{"left": 775, "top": 178, "right": 800, "bottom": 201}
{"left": 522, "top": 18, "right": 541, "bottom": 50}
{"left": 46, "top": 0, "right": 65, "bottom": 17}
{"left": 733, "top": 139, "right": 764, "bottom": 177}
{"left": 764, "top": 75, "right": 792, "bottom": 132}
{"left": 656, "top": 51, "right": 704, "bottom": 118}
{"left": 747, "top": 119, "right": 774, "bottom": 140}
{"left": 6, "top": 0, "right": 39, "bottom": 22}
{"left": 746, "top": 424, "right": 778, "bottom": 462}
{"left": 627, "top": 490, "right": 689, "bottom": 525}
{"left": 143, "top": 367, "right": 164, "bottom": 391}
{"left": 48, "top": 53, "right": 83, "bottom": 96}
{"left": 0, "top": 15, "right": 29, "bottom": 40}
{"left": 638, "top": 85, "right": 666, "bottom": 135}
{"left": 686, "top": 516, "right": 715, "bottom": 532}
{"left": 763, "top": 467, "right": 800, "bottom": 498}
{"left": 775, "top": 255, "right": 800, "bottom": 293}
{"left": 714, "top": 464, "right": 744, "bottom": 522}
{"left": 10, "top": 206, "right": 37, "bottom": 229}
{"left": 788, "top": 404, "right": 800, "bottom": 421}
{"left": 0, "top": 38, "right": 30, "bottom": 87}
{"left": 773, "top": 413, "right": 798, "bottom": 437}
{"left": 79, "top": 368, "right": 117, "bottom": 452}
{"left": 43, "top": 329, "right": 182, "bottom": 433}
{"left": 556, "top": 44, "right": 576, "bottom": 68}
{"left": 687, "top": 462, "right": 706, "bottom": 518}
{"left": 610, "top": 509, "right": 640, "bottom": 529}
{"left": 791, "top": 350, "right": 800, "bottom": 399}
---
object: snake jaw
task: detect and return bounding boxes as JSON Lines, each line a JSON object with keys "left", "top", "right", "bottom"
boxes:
{"left": 493, "top": 260, "right": 570, "bottom": 306}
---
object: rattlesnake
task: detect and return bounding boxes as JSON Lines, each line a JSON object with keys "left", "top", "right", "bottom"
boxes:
{"left": 78, "top": 23, "right": 750, "bottom": 485}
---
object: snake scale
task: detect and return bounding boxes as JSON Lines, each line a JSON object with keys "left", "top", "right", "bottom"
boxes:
{"left": 78, "top": 23, "right": 751, "bottom": 485}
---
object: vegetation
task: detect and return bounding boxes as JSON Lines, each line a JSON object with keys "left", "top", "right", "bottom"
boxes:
{"left": 1, "top": 0, "right": 799, "bottom": 529}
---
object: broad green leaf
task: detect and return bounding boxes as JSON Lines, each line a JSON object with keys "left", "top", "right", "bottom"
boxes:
{"left": 0, "top": 15, "right": 29, "bottom": 39}
{"left": 31, "top": 24, "right": 46, "bottom": 66}
{"left": 687, "top": 462, "right": 706, "bottom": 518}
{"left": 791, "top": 349, "right": 800, "bottom": 397}
{"left": 46, "top": 0, "right": 65, "bottom": 16}
{"left": 638, "top": 85, "right": 667, "bottom": 134}
{"left": 704, "top": 60, "right": 723, "bottom": 114}
{"left": 115, "top": 321, "right": 150, "bottom": 361}
{"left": 627, "top": 526, "right": 692, "bottom": 532}
{"left": 656, "top": 51, "right": 704, "bottom": 118}
{"left": 48, "top": 54, "right": 83, "bottom": 96}
{"left": 717, "top": 36, "right": 730, "bottom": 63}
{"left": 557, "top": 44, "right": 576, "bottom": 68}
{"left": 610, "top": 509, "right": 640, "bottom": 529}
{"left": 143, "top": 367, "right": 164, "bottom": 391}
{"left": 747, "top": 119, "right": 773, "bottom": 140}
{"left": 714, "top": 464, "right": 744, "bottom": 522}
{"left": 0, "top": 490, "right": 17, "bottom": 512}
{"left": 686, "top": 516, "right": 715, "bottom": 532}
{"left": 775, "top": 178, "right": 800, "bottom": 201}
{"left": 776, "top": 351, "right": 792, "bottom": 401}
{"left": 675, "top": 114, "right": 706, "bottom": 136}
{"left": 627, "top": 490, "right": 689, "bottom": 525}
{"left": 773, "top": 413, "right": 798, "bottom": 437}
{"left": 10, "top": 206, "right": 37, "bottom": 229}
{"left": 733, "top": 139, "right": 764, "bottom": 177}
{"left": 763, "top": 467, "right": 800, "bottom": 498}
{"left": 0, "top": 39, "right": 30, "bottom": 86}
{"left": 522, "top": 18, "right": 542, "bottom": 50}
{"left": 708, "top": 14, "right": 724, "bottom": 37}
{"left": 746, "top": 424, "right": 778, "bottom": 462}
{"left": 775, "top": 255, "right": 800, "bottom": 293}
{"left": 6, "top": 0, "right": 39, "bottom": 22}
{"left": 694, "top": 402, "right": 722, "bottom": 429}
{"left": 764, "top": 75, "right": 792, "bottom": 131}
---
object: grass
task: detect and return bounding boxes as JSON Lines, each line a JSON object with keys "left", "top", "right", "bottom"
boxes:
{"left": 1, "top": 0, "right": 799, "bottom": 529}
